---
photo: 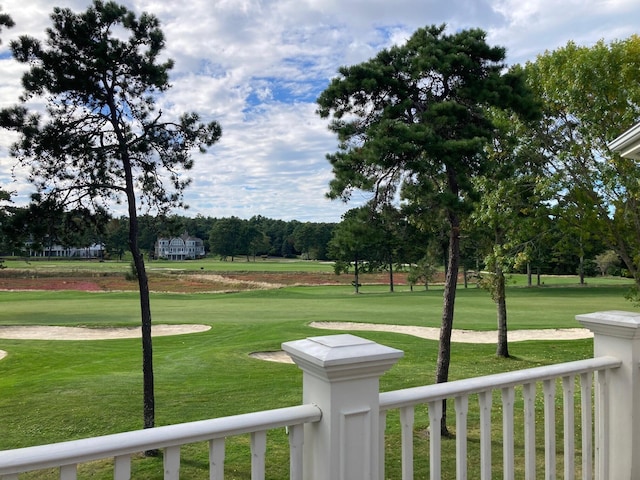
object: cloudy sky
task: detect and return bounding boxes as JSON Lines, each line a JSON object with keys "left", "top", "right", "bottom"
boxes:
{"left": 0, "top": 0, "right": 638, "bottom": 222}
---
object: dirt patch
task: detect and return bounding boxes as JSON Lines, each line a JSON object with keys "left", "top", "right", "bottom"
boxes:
{"left": 0, "top": 273, "right": 279, "bottom": 293}
{"left": 0, "top": 324, "right": 211, "bottom": 340}
{"left": 0, "top": 269, "right": 428, "bottom": 293}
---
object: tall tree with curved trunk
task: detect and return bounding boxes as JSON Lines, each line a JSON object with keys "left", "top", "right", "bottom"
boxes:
{"left": 0, "top": 1, "right": 221, "bottom": 434}
{"left": 317, "top": 24, "right": 539, "bottom": 434}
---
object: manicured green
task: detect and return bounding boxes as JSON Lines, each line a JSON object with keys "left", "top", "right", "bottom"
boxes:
{"left": 0, "top": 272, "right": 637, "bottom": 479}
{"left": 1, "top": 257, "right": 338, "bottom": 273}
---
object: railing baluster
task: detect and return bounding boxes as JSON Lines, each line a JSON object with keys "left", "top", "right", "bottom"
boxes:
{"left": 580, "top": 372, "right": 593, "bottom": 480}
{"left": 251, "top": 431, "right": 266, "bottom": 480}
{"left": 399, "top": 406, "right": 414, "bottom": 480}
{"left": 562, "top": 375, "right": 576, "bottom": 479}
{"left": 595, "top": 369, "right": 609, "bottom": 480}
{"left": 288, "top": 424, "right": 304, "bottom": 480}
{"left": 379, "top": 410, "right": 387, "bottom": 480}
{"left": 478, "top": 390, "right": 492, "bottom": 480}
{"left": 163, "top": 445, "right": 180, "bottom": 480}
{"left": 454, "top": 394, "right": 469, "bottom": 480}
{"left": 543, "top": 379, "right": 556, "bottom": 480}
{"left": 427, "top": 401, "right": 442, "bottom": 480}
{"left": 502, "top": 387, "right": 515, "bottom": 480}
{"left": 523, "top": 382, "right": 536, "bottom": 480}
{"left": 209, "top": 437, "right": 225, "bottom": 480}
{"left": 59, "top": 464, "right": 77, "bottom": 480}
{"left": 113, "top": 454, "right": 131, "bottom": 480}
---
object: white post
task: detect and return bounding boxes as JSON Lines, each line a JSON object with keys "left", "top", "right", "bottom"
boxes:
{"left": 576, "top": 310, "right": 640, "bottom": 480}
{"left": 282, "top": 334, "right": 403, "bottom": 480}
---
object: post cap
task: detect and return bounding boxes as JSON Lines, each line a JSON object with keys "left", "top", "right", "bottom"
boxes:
{"left": 282, "top": 334, "right": 403, "bottom": 381}
{"left": 576, "top": 310, "right": 640, "bottom": 339}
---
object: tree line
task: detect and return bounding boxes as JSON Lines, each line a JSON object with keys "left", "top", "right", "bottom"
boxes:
{"left": 0, "top": 204, "right": 621, "bottom": 281}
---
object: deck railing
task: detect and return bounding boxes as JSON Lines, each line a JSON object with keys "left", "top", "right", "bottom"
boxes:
{"left": 1, "top": 310, "right": 639, "bottom": 479}
{"left": 378, "top": 356, "right": 620, "bottom": 480}
{"left": 0, "top": 405, "right": 322, "bottom": 480}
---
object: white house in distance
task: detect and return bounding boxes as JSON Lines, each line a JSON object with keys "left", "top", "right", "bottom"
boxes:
{"left": 26, "top": 242, "right": 104, "bottom": 259}
{"left": 155, "top": 233, "right": 205, "bottom": 260}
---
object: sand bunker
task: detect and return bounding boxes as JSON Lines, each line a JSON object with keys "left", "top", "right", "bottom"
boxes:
{"left": 0, "top": 324, "right": 211, "bottom": 362}
{"left": 0, "top": 324, "right": 211, "bottom": 341}
{"left": 309, "top": 321, "right": 593, "bottom": 343}
{"left": 0, "top": 322, "right": 592, "bottom": 365}
{"left": 250, "top": 321, "right": 593, "bottom": 364}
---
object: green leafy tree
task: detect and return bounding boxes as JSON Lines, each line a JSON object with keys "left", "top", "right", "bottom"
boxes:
{"left": 293, "top": 222, "right": 318, "bottom": 260}
{"left": 525, "top": 35, "right": 640, "bottom": 296}
{"left": 247, "top": 227, "right": 270, "bottom": 261}
{"left": 0, "top": 1, "right": 221, "bottom": 434}
{"left": 104, "top": 216, "right": 129, "bottom": 260}
{"left": 317, "top": 24, "right": 539, "bottom": 434}
{"left": 209, "top": 217, "right": 244, "bottom": 261}
{"left": 595, "top": 250, "right": 620, "bottom": 277}
{"left": 328, "top": 207, "right": 380, "bottom": 293}
{"left": 548, "top": 192, "right": 600, "bottom": 284}
{"left": 472, "top": 108, "right": 551, "bottom": 357}
{"left": 372, "top": 205, "right": 408, "bottom": 292}
{"left": 408, "top": 254, "right": 439, "bottom": 290}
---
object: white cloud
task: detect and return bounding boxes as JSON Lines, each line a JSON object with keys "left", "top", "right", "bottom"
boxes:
{"left": 0, "top": 0, "right": 639, "bottom": 222}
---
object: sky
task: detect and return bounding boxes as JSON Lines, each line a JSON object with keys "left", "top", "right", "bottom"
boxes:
{"left": 0, "top": 0, "right": 638, "bottom": 223}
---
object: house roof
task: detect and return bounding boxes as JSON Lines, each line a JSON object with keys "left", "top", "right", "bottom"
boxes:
{"left": 609, "top": 122, "right": 640, "bottom": 159}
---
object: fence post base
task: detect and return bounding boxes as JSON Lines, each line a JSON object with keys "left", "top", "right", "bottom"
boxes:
{"left": 577, "top": 310, "right": 640, "bottom": 480}
{"left": 283, "top": 334, "right": 403, "bottom": 480}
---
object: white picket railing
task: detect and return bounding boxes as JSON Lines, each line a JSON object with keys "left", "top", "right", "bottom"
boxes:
{"left": 1, "top": 310, "right": 639, "bottom": 479}
{"left": 378, "top": 356, "right": 620, "bottom": 480}
{"left": 0, "top": 405, "right": 321, "bottom": 480}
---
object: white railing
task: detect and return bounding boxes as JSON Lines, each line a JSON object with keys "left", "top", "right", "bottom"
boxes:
{"left": 0, "top": 405, "right": 321, "bottom": 480}
{"left": 2, "top": 310, "right": 640, "bottom": 480}
{"left": 378, "top": 356, "right": 620, "bottom": 480}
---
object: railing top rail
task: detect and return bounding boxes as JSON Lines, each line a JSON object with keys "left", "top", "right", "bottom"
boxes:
{"left": 0, "top": 404, "right": 321, "bottom": 476}
{"left": 380, "top": 355, "right": 620, "bottom": 411}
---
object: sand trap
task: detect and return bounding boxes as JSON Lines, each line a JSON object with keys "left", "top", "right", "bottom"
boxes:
{"left": 249, "top": 350, "right": 294, "bottom": 364}
{"left": 0, "top": 322, "right": 592, "bottom": 365}
{"left": 251, "top": 321, "right": 593, "bottom": 364}
{"left": 0, "top": 324, "right": 211, "bottom": 340}
{"left": 309, "top": 321, "right": 593, "bottom": 343}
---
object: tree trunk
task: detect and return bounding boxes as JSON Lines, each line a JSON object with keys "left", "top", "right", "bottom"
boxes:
{"left": 527, "top": 262, "right": 532, "bottom": 287}
{"left": 122, "top": 157, "right": 155, "bottom": 439}
{"left": 388, "top": 259, "right": 394, "bottom": 293}
{"left": 578, "top": 254, "right": 585, "bottom": 285}
{"left": 495, "top": 267, "right": 509, "bottom": 357}
{"left": 131, "top": 227, "right": 155, "bottom": 431}
{"left": 354, "top": 257, "right": 360, "bottom": 294}
{"left": 436, "top": 213, "right": 460, "bottom": 437}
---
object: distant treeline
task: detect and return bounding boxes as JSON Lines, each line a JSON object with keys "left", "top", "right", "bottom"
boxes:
{"left": 0, "top": 211, "right": 336, "bottom": 261}
{"left": 0, "top": 207, "right": 623, "bottom": 278}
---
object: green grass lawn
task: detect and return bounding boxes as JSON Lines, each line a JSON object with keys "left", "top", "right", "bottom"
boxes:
{"left": 1, "top": 257, "right": 338, "bottom": 273}
{"left": 0, "top": 267, "right": 637, "bottom": 478}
